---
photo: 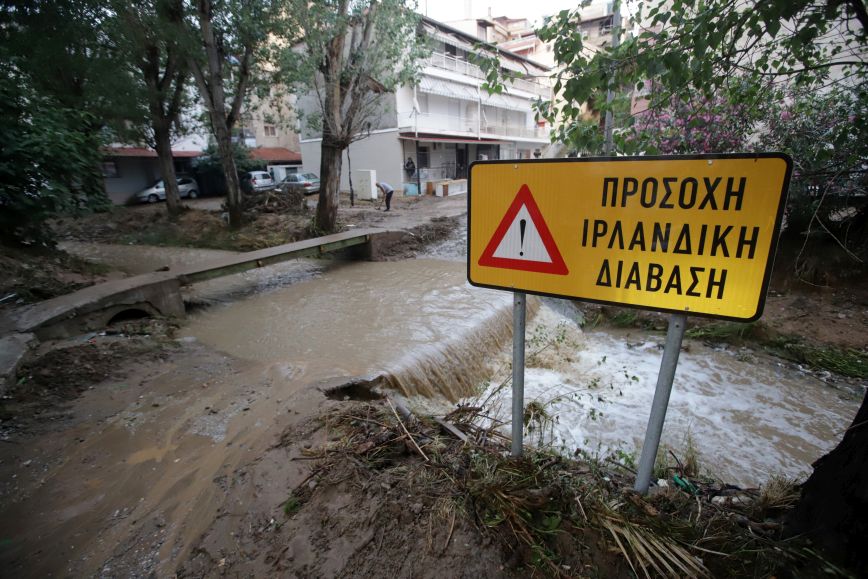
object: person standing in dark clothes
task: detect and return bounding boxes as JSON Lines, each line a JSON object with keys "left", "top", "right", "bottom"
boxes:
{"left": 404, "top": 157, "right": 416, "bottom": 178}
{"left": 376, "top": 182, "right": 394, "bottom": 211}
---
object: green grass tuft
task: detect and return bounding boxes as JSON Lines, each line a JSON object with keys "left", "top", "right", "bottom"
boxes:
{"left": 766, "top": 337, "right": 868, "bottom": 378}
{"left": 686, "top": 322, "right": 757, "bottom": 342}
{"left": 283, "top": 495, "right": 301, "bottom": 517}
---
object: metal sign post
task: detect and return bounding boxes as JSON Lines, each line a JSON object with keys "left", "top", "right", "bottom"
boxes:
{"left": 633, "top": 313, "right": 688, "bottom": 493}
{"left": 511, "top": 291, "right": 527, "bottom": 457}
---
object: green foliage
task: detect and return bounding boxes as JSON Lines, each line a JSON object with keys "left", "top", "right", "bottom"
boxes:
{"left": 283, "top": 0, "right": 428, "bottom": 144}
{"left": 180, "top": 0, "right": 291, "bottom": 228}
{"left": 766, "top": 337, "right": 868, "bottom": 379}
{"left": 609, "top": 310, "right": 640, "bottom": 328}
{"left": 283, "top": 494, "right": 301, "bottom": 516}
{"left": 1, "top": 0, "right": 147, "bottom": 137}
{"left": 281, "top": 0, "right": 429, "bottom": 232}
{"left": 194, "top": 142, "right": 259, "bottom": 174}
{"left": 536, "top": 0, "right": 866, "bottom": 153}
{"left": 0, "top": 57, "right": 109, "bottom": 246}
{"left": 0, "top": 0, "right": 142, "bottom": 244}
{"left": 685, "top": 322, "right": 757, "bottom": 342}
{"left": 756, "top": 86, "right": 868, "bottom": 254}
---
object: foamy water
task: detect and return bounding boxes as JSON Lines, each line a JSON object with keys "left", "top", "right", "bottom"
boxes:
{"left": 474, "top": 306, "right": 862, "bottom": 486}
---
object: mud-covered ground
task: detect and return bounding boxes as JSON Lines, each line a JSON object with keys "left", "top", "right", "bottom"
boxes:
{"left": 1, "top": 192, "right": 866, "bottom": 577}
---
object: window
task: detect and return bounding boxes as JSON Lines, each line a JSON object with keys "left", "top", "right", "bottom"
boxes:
{"left": 264, "top": 124, "right": 277, "bottom": 137}
{"left": 101, "top": 161, "right": 119, "bottom": 178}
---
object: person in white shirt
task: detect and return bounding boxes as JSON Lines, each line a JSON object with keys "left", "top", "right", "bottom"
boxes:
{"left": 376, "top": 182, "right": 394, "bottom": 212}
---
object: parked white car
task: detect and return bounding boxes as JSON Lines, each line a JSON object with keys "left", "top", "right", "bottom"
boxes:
{"left": 240, "top": 171, "right": 275, "bottom": 193}
{"left": 136, "top": 176, "right": 199, "bottom": 203}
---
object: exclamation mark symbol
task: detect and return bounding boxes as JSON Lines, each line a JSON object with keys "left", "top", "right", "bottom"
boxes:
{"left": 519, "top": 219, "right": 526, "bottom": 256}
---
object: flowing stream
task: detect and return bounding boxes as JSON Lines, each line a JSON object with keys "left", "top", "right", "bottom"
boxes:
{"left": 61, "top": 238, "right": 863, "bottom": 488}
{"left": 1, "top": 234, "right": 855, "bottom": 577}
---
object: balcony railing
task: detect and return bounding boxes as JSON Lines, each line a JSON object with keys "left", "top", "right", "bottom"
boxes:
{"left": 423, "top": 52, "right": 550, "bottom": 99}
{"left": 481, "top": 123, "right": 550, "bottom": 140}
{"left": 398, "top": 111, "right": 478, "bottom": 134}
{"left": 398, "top": 111, "right": 550, "bottom": 141}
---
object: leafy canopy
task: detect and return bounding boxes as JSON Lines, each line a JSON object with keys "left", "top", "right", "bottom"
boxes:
{"left": 536, "top": 0, "right": 867, "bottom": 152}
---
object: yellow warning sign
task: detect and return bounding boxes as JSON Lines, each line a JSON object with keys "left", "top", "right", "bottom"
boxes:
{"left": 468, "top": 154, "right": 791, "bottom": 321}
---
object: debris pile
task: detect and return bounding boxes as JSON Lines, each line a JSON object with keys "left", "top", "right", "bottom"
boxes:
{"left": 284, "top": 399, "right": 832, "bottom": 578}
{"left": 241, "top": 188, "right": 307, "bottom": 216}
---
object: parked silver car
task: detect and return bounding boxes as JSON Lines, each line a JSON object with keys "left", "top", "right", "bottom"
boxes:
{"left": 240, "top": 170, "right": 275, "bottom": 193}
{"left": 136, "top": 176, "right": 199, "bottom": 203}
{"left": 279, "top": 172, "right": 321, "bottom": 195}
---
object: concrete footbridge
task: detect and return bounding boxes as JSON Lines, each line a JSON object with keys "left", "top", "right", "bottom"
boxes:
{"left": 0, "top": 228, "right": 403, "bottom": 388}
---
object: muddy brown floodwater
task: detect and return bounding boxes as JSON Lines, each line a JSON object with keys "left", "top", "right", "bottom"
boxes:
{"left": 1, "top": 238, "right": 863, "bottom": 577}
{"left": 0, "top": 258, "right": 511, "bottom": 577}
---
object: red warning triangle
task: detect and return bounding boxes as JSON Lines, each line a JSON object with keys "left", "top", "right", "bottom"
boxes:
{"left": 478, "top": 184, "right": 568, "bottom": 275}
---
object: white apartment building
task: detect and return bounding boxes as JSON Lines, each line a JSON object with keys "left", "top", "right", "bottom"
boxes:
{"left": 299, "top": 16, "right": 551, "bottom": 193}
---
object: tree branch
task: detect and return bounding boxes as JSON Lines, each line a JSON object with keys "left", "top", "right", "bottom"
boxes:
{"left": 226, "top": 43, "right": 253, "bottom": 130}
{"left": 845, "top": 0, "right": 868, "bottom": 31}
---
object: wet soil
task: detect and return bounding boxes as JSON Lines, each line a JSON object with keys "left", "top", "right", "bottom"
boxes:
{"left": 53, "top": 193, "right": 468, "bottom": 253}
{"left": 1, "top": 320, "right": 176, "bottom": 436}
{"left": 0, "top": 246, "right": 121, "bottom": 310}
{"left": 177, "top": 403, "right": 529, "bottom": 579}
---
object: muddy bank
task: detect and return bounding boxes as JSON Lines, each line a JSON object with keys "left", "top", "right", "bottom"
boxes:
{"left": 0, "top": 246, "right": 119, "bottom": 310}
{"left": 0, "top": 258, "right": 515, "bottom": 577}
{"left": 53, "top": 193, "right": 468, "bottom": 253}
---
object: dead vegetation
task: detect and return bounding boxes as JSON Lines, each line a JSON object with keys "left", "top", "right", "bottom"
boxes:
{"left": 240, "top": 187, "right": 307, "bottom": 217}
{"left": 282, "top": 400, "right": 846, "bottom": 578}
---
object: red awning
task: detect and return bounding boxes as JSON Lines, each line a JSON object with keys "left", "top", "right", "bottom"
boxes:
{"left": 105, "top": 147, "right": 202, "bottom": 158}
{"left": 249, "top": 147, "right": 302, "bottom": 162}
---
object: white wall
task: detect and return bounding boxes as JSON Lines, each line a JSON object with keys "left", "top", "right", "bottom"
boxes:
{"left": 103, "top": 158, "right": 161, "bottom": 205}
{"left": 301, "top": 129, "right": 404, "bottom": 192}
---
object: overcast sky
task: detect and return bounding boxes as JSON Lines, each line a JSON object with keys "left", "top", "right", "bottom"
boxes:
{"left": 420, "top": 0, "right": 612, "bottom": 27}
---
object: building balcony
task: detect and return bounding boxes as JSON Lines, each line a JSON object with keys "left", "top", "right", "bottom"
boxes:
{"left": 423, "top": 52, "right": 550, "bottom": 99}
{"left": 398, "top": 111, "right": 549, "bottom": 142}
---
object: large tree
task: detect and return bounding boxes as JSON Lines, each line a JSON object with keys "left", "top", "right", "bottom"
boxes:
{"left": 284, "top": 0, "right": 426, "bottom": 233}
{"left": 111, "top": 0, "right": 191, "bottom": 217}
{"left": 181, "top": 0, "right": 283, "bottom": 229}
{"left": 535, "top": 0, "right": 867, "bottom": 570}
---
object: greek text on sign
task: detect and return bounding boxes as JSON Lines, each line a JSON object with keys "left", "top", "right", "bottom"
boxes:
{"left": 467, "top": 154, "right": 791, "bottom": 321}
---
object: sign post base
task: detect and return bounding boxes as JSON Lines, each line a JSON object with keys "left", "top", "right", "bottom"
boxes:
{"left": 634, "top": 313, "right": 688, "bottom": 494}
{"left": 511, "top": 292, "right": 527, "bottom": 458}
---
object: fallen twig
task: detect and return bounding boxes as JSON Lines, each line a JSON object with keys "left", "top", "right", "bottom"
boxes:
{"left": 442, "top": 510, "right": 456, "bottom": 552}
{"left": 386, "top": 398, "right": 429, "bottom": 461}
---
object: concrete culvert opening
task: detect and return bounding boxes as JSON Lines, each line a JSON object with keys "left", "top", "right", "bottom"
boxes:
{"left": 106, "top": 308, "right": 152, "bottom": 326}
{"left": 319, "top": 376, "right": 386, "bottom": 401}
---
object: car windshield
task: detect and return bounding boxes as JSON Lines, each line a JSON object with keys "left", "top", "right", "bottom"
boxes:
{"left": 301, "top": 173, "right": 319, "bottom": 180}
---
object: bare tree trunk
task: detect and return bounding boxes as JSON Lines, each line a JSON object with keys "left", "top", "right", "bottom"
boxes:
{"left": 787, "top": 390, "right": 868, "bottom": 573}
{"left": 316, "top": 140, "right": 343, "bottom": 232}
{"left": 212, "top": 116, "right": 243, "bottom": 227}
{"left": 188, "top": 0, "right": 248, "bottom": 230}
{"left": 347, "top": 148, "right": 354, "bottom": 207}
{"left": 153, "top": 120, "right": 181, "bottom": 216}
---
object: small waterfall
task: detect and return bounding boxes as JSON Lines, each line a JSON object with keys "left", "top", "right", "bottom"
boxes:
{"left": 381, "top": 297, "right": 539, "bottom": 401}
